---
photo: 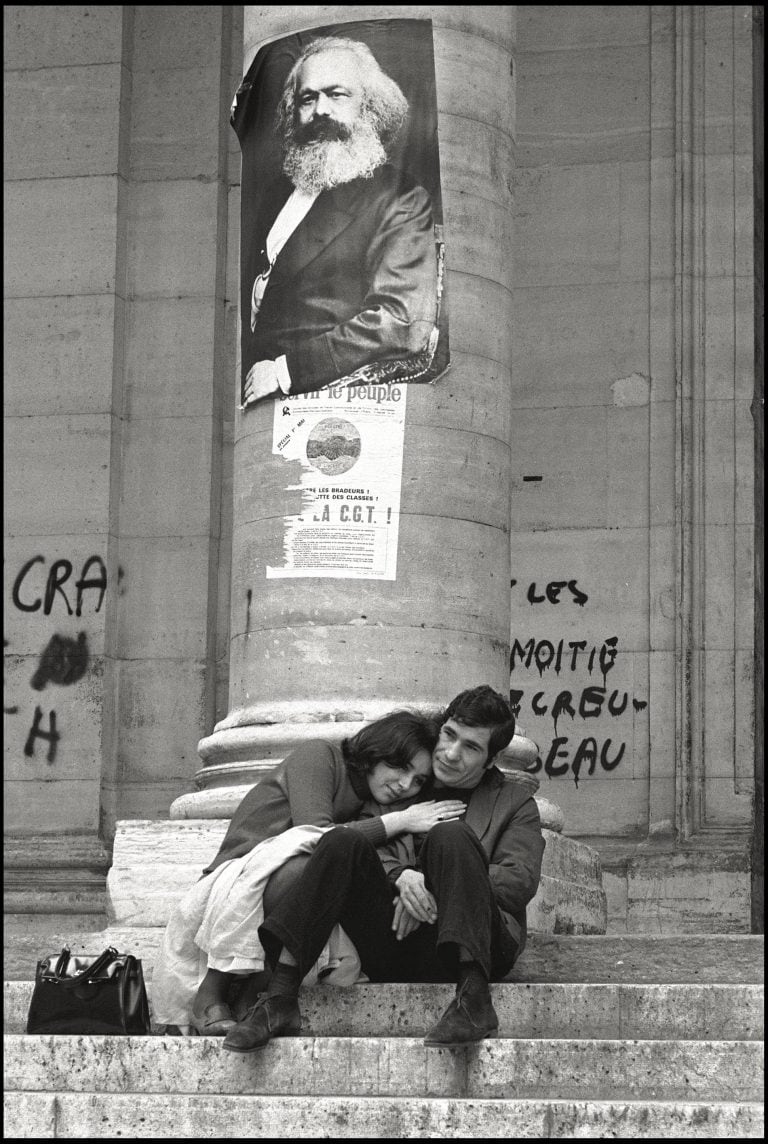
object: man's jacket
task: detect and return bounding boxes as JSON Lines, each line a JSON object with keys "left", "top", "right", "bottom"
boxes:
{"left": 247, "top": 164, "right": 438, "bottom": 394}
{"left": 378, "top": 766, "right": 546, "bottom": 953}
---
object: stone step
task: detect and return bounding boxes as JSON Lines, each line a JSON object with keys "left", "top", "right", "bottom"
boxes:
{"left": 5, "top": 1092, "right": 763, "bottom": 1139}
{"left": 4, "top": 1034, "right": 763, "bottom": 1103}
{"left": 5, "top": 980, "right": 764, "bottom": 1041}
{"left": 4, "top": 929, "right": 764, "bottom": 984}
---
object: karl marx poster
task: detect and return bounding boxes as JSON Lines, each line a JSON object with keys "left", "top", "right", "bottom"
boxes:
{"left": 231, "top": 18, "right": 449, "bottom": 408}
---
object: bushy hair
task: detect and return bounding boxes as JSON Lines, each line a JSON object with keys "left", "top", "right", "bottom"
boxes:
{"left": 276, "top": 36, "right": 409, "bottom": 150}
{"left": 342, "top": 709, "right": 439, "bottom": 778}
{"left": 442, "top": 685, "right": 517, "bottom": 762}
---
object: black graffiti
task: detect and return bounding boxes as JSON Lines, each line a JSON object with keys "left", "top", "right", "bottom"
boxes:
{"left": 526, "top": 735, "right": 626, "bottom": 787}
{"left": 23, "top": 706, "right": 60, "bottom": 763}
{"left": 511, "top": 636, "right": 618, "bottom": 681}
{"left": 30, "top": 632, "right": 88, "bottom": 691}
{"left": 512, "top": 683, "right": 632, "bottom": 719}
{"left": 525, "top": 580, "right": 588, "bottom": 606}
{"left": 512, "top": 684, "right": 647, "bottom": 742}
{"left": 11, "top": 555, "right": 107, "bottom": 615}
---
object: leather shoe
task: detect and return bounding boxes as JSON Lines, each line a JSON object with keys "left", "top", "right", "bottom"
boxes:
{"left": 424, "top": 983, "right": 499, "bottom": 1047}
{"left": 223, "top": 993, "right": 301, "bottom": 1054}
{"left": 191, "top": 1002, "right": 236, "bottom": 1037}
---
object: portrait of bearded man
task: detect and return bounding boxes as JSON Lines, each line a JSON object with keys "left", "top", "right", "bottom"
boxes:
{"left": 240, "top": 36, "right": 442, "bottom": 407}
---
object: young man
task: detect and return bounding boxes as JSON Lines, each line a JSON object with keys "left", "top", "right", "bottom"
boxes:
{"left": 223, "top": 685, "right": 545, "bottom": 1051}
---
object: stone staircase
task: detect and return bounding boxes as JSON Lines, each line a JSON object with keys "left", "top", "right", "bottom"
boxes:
{"left": 4, "top": 926, "right": 764, "bottom": 1138}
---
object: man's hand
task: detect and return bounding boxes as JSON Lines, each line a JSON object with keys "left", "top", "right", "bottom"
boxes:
{"left": 243, "top": 359, "right": 280, "bottom": 406}
{"left": 391, "top": 897, "right": 422, "bottom": 941}
{"left": 395, "top": 869, "right": 437, "bottom": 925}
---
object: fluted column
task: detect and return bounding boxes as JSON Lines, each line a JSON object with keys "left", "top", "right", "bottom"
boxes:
{"left": 172, "top": 5, "right": 529, "bottom": 816}
{"left": 668, "top": 6, "right": 755, "bottom": 843}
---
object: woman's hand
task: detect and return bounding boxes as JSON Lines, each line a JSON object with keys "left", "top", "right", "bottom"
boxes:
{"left": 380, "top": 799, "right": 466, "bottom": 839}
{"left": 397, "top": 800, "right": 466, "bottom": 834}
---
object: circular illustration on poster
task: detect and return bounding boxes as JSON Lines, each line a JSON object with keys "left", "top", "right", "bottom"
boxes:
{"left": 305, "top": 417, "right": 362, "bottom": 475}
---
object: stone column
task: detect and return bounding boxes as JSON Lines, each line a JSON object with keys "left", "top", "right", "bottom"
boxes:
{"left": 172, "top": 5, "right": 534, "bottom": 817}
{"left": 111, "top": 5, "right": 603, "bottom": 937}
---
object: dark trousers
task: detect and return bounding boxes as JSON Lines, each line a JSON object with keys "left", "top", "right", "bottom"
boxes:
{"left": 259, "top": 822, "right": 519, "bottom": 984}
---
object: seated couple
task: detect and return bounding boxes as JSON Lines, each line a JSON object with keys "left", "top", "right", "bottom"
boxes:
{"left": 152, "top": 685, "right": 545, "bottom": 1050}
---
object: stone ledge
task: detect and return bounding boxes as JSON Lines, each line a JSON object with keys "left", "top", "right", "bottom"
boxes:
{"left": 4, "top": 1093, "right": 762, "bottom": 1140}
{"left": 3, "top": 889, "right": 106, "bottom": 916}
{"left": 601, "top": 846, "right": 753, "bottom": 934}
{"left": 4, "top": 835, "right": 111, "bottom": 918}
{"left": 104, "top": 821, "right": 606, "bottom": 932}
{"left": 3, "top": 1034, "right": 763, "bottom": 1102}
{"left": 104, "top": 821, "right": 597, "bottom": 879}
{"left": 3, "top": 836, "right": 111, "bottom": 870}
{"left": 528, "top": 875, "right": 607, "bottom": 934}
{"left": 4, "top": 932, "right": 764, "bottom": 984}
{"left": 5, "top": 980, "right": 764, "bottom": 1040}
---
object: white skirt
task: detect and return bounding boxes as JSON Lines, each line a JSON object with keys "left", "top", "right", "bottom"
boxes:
{"left": 151, "top": 824, "right": 365, "bottom": 1028}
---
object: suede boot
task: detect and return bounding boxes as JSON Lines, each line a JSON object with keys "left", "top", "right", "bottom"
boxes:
{"left": 223, "top": 962, "right": 302, "bottom": 1054}
{"left": 424, "top": 965, "right": 498, "bottom": 1047}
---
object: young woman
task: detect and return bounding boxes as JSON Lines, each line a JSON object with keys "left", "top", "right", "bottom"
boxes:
{"left": 154, "top": 710, "right": 465, "bottom": 1034}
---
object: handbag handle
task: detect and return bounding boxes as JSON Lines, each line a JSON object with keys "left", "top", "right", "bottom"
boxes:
{"left": 53, "top": 947, "right": 71, "bottom": 977}
{"left": 51, "top": 946, "right": 121, "bottom": 987}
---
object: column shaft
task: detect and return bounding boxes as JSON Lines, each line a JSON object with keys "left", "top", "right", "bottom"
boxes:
{"left": 175, "top": 6, "right": 522, "bottom": 814}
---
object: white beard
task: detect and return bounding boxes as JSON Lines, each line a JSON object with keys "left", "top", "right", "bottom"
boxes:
{"left": 283, "top": 120, "right": 388, "bottom": 194}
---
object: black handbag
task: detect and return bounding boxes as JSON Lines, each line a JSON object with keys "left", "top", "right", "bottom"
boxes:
{"left": 26, "top": 946, "right": 152, "bottom": 1035}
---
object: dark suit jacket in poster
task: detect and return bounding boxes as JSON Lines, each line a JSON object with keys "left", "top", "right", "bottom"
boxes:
{"left": 247, "top": 163, "right": 438, "bottom": 395}
{"left": 377, "top": 766, "right": 546, "bottom": 954}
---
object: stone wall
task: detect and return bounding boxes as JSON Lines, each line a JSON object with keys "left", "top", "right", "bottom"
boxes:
{"left": 511, "top": 5, "right": 657, "bottom": 834}
{"left": 5, "top": 5, "right": 130, "bottom": 847}
{"left": 4, "top": 5, "right": 242, "bottom": 874}
{"left": 510, "top": 6, "right": 757, "bottom": 930}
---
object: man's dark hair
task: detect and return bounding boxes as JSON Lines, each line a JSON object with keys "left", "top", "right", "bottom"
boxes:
{"left": 342, "top": 709, "right": 440, "bottom": 778}
{"left": 442, "top": 685, "right": 516, "bottom": 763}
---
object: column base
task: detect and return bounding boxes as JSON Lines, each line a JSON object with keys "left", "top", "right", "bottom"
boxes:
{"left": 171, "top": 713, "right": 543, "bottom": 821}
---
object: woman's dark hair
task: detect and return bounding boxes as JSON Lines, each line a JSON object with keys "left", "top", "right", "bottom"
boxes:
{"left": 341, "top": 709, "right": 440, "bottom": 779}
{"left": 442, "top": 685, "right": 516, "bottom": 762}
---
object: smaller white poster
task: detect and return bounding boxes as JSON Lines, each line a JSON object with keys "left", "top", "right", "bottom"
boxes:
{"left": 267, "top": 382, "right": 407, "bottom": 580}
